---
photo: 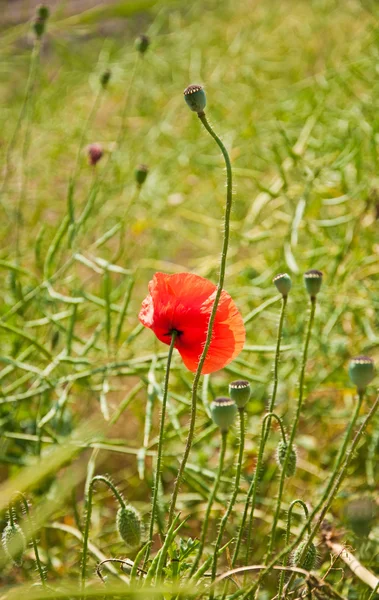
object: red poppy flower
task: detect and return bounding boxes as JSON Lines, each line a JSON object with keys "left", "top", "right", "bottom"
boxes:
{"left": 138, "top": 272, "right": 245, "bottom": 374}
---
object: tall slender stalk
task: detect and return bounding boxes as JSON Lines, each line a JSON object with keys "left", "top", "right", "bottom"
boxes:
{"left": 233, "top": 296, "right": 288, "bottom": 566}
{"left": 265, "top": 297, "right": 316, "bottom": 563}
{"left": 209, "top": 409, "right": 245, "bottom": 600}
{"left": 144, "top": 332, "right": 177, "bottom": 565}
{"left": 191, "top": 431, "right": 228, "bottom": 574}
{"left": 167, "top": 110, "right": 234, "bottom": 527}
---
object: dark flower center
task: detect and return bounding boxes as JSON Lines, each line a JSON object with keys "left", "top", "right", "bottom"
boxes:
{"left": 164, "top": 328, "right": 183, "bottom": 337}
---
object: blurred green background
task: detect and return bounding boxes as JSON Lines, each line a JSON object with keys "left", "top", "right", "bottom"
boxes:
{"left": 0, "top": 0, "right": 379, "bottom": 593}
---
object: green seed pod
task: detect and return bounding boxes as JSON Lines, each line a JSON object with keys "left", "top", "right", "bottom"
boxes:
{"left": 135, "top": 34, "right": 150, "bottom": 55}
{"left": 210, "top": 397, "right": 237, "bottom": 432}
{"left": 304, "top": 269, "right": 323, "bottom": 298}
{"left": 276, "top": 441, "right": 297, "bottom": 478}
{"left": 100, "top": 69, "right": 111, "bottom": 89}
{"left": 292, "top": 539, "right": 317, "bottom": 571}
{"left": 348, "top": 356, "right": 375, "bottom": 392}
{"left": 135, "top": 164, "right": 149, "bottom": 187}
{"left": 37, "top": 4, "right": 49, "bottom": 21}
{"left": 2, "top": 522, "right": 26, "bottom": 566}
{"left": 116, "top": 505, "right": 142, "bottom": 549}
{"left": 184, "top": 84, "right": 207, "bottom": 114}
{"left": 229, "top": 380, "right": 251, "bottom": 409}
{"left": 273, "top": 273, "right": 292, "bottom": 297}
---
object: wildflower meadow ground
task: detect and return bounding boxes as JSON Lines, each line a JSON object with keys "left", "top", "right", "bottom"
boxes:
{"left": 0, "top": 1, "right": 378, "bottom": 599}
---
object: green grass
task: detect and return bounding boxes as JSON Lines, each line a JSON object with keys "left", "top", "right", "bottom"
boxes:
{"left": 0, "top": 0, "right": 379, "bottom": 597}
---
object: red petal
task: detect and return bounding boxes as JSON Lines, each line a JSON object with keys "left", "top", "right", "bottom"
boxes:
{"left": 138, "top": 272, "right": 245, "bottom": 374}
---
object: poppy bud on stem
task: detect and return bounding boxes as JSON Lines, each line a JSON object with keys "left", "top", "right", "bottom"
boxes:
{"left": 277, "top": 499, "right": 311, "bottom": 597}
{"left": 167, "top": 85, "right": 236, "bottom": 533}
{"left": 81, "top": 475, "right": 127, "bottom": 589}
{"left": 6, "top": 493, "right": 46, "bottom": 585}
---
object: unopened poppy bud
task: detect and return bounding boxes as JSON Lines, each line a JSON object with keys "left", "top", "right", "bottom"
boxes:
{"left": 116, "top": 505, "right": 142, "bottom": 549}
{"left": 210, "top": 397, "right": 237, "bottom": 432}
{"left": 184, "top": 84, "right": 207, "bottom": 114}
{"left": 135, "top": 34, "right": 150, "bottom": 55}
{"left": 348, "top": 356, "right": 375, "bottom": 392}
{"left": 100, "top": 69, "right": 111, "bottom": 88}
{"left": 292, "top": 539, "right": 317, "bottom": 571}
{"left": 37, "top": 4, "right": 49, "bottom": 21}
{"left": 135, "top": 164, "right": 149, "bottom": 187}
{"left": 304, "top": 269, "right": 323, "bottom": 298}
{"left": 229, "top": 380, "right": 251, "bottom": 409}
{"left": 276, "top": 441, "right": 297, "bottom": 478}
{"left": 273, "top": 273, "right": 292, "bottom": 297}
{"left": 2, "top": 522, "right": 26, "bottom": 566}
{"left": 88, "top": 143, "right": 103, "bottom": 166}
{"left": 33, "top": 17, "right": 45, "bottom": 38}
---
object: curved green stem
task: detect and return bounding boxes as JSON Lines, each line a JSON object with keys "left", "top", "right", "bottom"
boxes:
{"left": 233, "top": 296, "right": 288, "bottom": 567}
{"left": 242, "top": 391, "right": 379, "bottom": 600}
{"left": 80, "top": 475, "right": 126, "bottom": 589}
{"left": 277, "top": 499, "right": 310, "bottom": 597}
{"left": 209, "top": 409, "right": 245, "bottom": 600}
{"left": 144, "top": 332, "right": 177, "bottom": 565}
{"left": 266, "top": 297, "right": 316, "bottom": 563}
{"left": 191, "top": 431, "right": 228, "bottom": 575}
{"left": 11, "top": 492, "right": 46, "bottom": 586}
{"left": 167, "top": 111, "right": 234, "bottom": 527}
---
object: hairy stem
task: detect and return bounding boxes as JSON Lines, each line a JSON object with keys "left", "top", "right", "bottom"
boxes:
{"left": 266, "top": 297, "right": 316, "bottom": 563}
{"left": 144, "top": 331, "right": 177, "bottom": 565}
{"left": 167, "top": 111, "right": 234, "bottom": 526}
{"left": 81, "top": 475, "right": 126, "bottom": 589}
{"left": 242, "top": 392, "right": 379, "bottom": 600}
{"left": 233, "top": 296, "right": 288, "bottom": 567}
{"left": 210, "top": 409, "right": 245, "bottom": 600}
{"left": 277, "top": 499, "right": 310, "bottom": 597}
{"left": 191, "top": 430, "right": 228, "bottom": 575}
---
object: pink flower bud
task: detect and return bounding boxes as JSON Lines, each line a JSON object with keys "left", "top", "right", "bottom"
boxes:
{"left": 87, "top": 143, "right": 103, "bottom": 166}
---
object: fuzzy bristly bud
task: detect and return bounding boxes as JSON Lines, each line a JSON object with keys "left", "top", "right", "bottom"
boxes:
{"left": 273, "top": 272, "right": 292, "bottom": 297}
{"left": 2, "top": 522, "right": 26, "bottom": 566}
{"left": 210, "top": 397, "right": 237, "bottom": 432}
{"left": 276, "top": 440, "right": 297, "bottom": 477}
{"left": 135, "top": 34, "right": 150, "bottom": 55}
{"left": 116, "top": 505, "right": 142, "bottom": 549}
{"left": 100, "top": 69, "right": 111, "bottom": 88}
{"left": 87, "top": 143, "right": 103, "bottom": 166}
{"left": 135, "top": 164, "right": 149, "bottom": 187}
{"left": 292, "top": 539, "right": 317, "bottom": 571}
{"left": 348, "top": 356, "right": 375, "bottom": 392}
{"left": 304, "top": 269, "right": 323, "bottom": 298}
{"left": 184, "top": 84, "right": 207, "bottom": 114}
{"left": 229, "top": 380, "right": 251, "bottom": 409}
